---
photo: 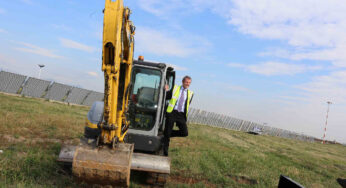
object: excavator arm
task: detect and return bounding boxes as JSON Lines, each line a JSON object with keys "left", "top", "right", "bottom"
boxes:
{"left": 100, "top": 0, "right": 135, "bottom": 145}
{"left": 71, "top": 0, "right": 136, "bottom": 186}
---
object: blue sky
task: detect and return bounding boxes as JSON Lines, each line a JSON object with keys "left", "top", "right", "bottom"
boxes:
{"left": 1, "top": 0, "right": 345, "bottom": 143}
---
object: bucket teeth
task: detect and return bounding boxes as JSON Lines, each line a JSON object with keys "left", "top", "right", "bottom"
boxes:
{"left": 72, "top": 143, "right": 134, "bottom": 187}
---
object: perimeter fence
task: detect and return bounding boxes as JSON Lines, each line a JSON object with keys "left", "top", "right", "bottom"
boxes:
{"left": 187, "top": 108, "right": 315, "bottom": 142}
{"left": 0, "top": 71, "right": 103, "bottom": 106}
{"left": 0, "top": 70, "right": 315, "bottom": 142}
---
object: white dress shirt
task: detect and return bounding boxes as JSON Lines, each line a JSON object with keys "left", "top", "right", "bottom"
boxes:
{"left": 174, "top": 86, "right": 187, "bottom": 112}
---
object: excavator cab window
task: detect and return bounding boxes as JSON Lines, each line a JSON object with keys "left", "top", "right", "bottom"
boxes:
{"left": 166, "top": 70, "right": 175, "bottom": 91}
{"left": 128, "top": 67, "right": 162, "bottom": 131}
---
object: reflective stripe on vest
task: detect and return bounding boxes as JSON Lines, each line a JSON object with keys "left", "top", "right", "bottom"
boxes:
{"left": 186, "top": 89, "right": 193, "bottom": 117}
{"left": 166, "top": 85, "right": 180, "bottom": 113}
{"left": 166, "top": 85, "right": 194, "bottom": 118}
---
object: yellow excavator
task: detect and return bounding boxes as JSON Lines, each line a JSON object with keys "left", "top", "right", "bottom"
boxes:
{"left": 58, "top": 0, "right": 175, "bottom": 186}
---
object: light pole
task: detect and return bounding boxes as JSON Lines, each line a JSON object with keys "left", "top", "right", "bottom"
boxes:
{"left": 38, "top": 64, "right": 45, "bottom": 79}
{"left": 322, "top": 101, "right": 332, "bottom": 144}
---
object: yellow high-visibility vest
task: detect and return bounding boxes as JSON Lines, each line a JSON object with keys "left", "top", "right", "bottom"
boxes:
{"left": 166, "top": 85, "right": 194, "bottom": 118}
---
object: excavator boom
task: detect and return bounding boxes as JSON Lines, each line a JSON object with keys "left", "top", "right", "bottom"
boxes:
{"left": 101, "top": 0, "right": 134, "bottom": 144}
{"left": 70, "top": 0, "right": 135, "bottom": 186}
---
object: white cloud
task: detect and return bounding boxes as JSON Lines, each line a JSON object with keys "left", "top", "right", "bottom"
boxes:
{"left": 59, "top": 38, "right": 95, "bottom": 53}
{"left": 137, "top": 0, "right": 170, "bottom": 17}
{"left": 87, "top": 71, "right": 98, "bottom": 77}
{"left": 138, "top": 0, "right": 346, "bottom": 50}
{"left": 228, "top": 62, "right": 321, "bottom": 76}
{"left": 228, "top": 0, "right": 346, "bottom": 69}
{"left": 138, "top": 0, "right": 346, "bottom": 67}
{"left": 136, "top": 27, "right": 204, "bottom": 57}
{"left": 297, "top": 71, "right": 346, "bottom": 104}
{"left": 170, "top": 64, "right": 188, "bottom": 71}
{"left": 229, "top": 0, "right": 346, "bottom": 47}
{"left": 291, "top": 46, "right": 346, "bottom": 67}
{"left": 13, "top": 42, "right": 63, "bottom": 59}
{"left": 260, "top": 45, "right": 346, "bottom": 67}
{"left": 0, "top": 28, "right": 7, "bottom": 33}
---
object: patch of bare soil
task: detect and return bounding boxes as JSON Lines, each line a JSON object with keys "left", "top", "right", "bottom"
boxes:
{"left": 227, "top": 175, "right": 258, "bottom": 185}
{"left": 169, "top": 175, "right": 217, "bottom": 188}
{"left": 310, "top": 183, "right": 324, "bottom": 188}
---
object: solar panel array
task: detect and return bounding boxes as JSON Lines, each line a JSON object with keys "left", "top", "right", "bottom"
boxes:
{"left": 187, "top": 108, "right": 315, "bottom": 142}
{"left": 21, "top": 77, "right": 51, "bottom": 98}
{"left": 82, "top": 91, "right": 104, "bottom": 106}
{"left": 0, "top": 71, "right": 26, "bottom": 94}
{"left": 65, "top": 87, "right": 91, "bottom": 104}
{"left": 44, "top": 82, "right": 72, "bottom": 101}
{"left": 0, "top": 71, "right": 316, "bottom": 142}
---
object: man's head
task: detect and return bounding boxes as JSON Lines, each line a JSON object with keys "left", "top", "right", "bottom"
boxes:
{"left": 182, "top": 76, "right": 192, "bottom": 89}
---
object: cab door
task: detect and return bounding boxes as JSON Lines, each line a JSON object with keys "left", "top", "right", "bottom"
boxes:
{"left": 158, "top": 68, "right": 175, "bottom": 132}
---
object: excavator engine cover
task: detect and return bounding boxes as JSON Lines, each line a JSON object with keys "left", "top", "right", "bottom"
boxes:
{"left": 72, "top": 143, "right": 134, "bottom": 187}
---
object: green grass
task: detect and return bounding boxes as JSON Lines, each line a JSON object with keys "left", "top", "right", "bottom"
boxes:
{"left": 0, "top": 93, "right": 345, "bottom": 187}
{"left": 167, "top": 126, "right": 346, "bottom": 187}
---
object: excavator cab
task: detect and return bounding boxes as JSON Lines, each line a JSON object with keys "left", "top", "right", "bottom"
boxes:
{"left": 58, "top": 60, "right": 175, "bottom": 186}
{"left": 82, "top": 59, "right": 176, "bottom": 153}
{"left": 126, "top": 60, "right": 175, "bottom": 153}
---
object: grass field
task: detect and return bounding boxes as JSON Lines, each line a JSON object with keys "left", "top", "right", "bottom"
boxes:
{"left": 0, "top": 93, "right": 345, "bottom": 187}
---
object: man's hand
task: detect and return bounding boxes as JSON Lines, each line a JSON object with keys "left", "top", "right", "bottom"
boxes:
{"left": 165, "top": 84, "right": 169, "bottom": 91}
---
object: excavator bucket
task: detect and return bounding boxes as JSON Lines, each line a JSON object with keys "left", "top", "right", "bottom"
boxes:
{"left": 71, "top": 143, "right": 134, "bottom": 187}
{"left": 58, "top": 144, "right": 171, "bottom": 185}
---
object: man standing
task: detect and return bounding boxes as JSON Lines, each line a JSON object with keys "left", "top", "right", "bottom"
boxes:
{"left": 163, "top": 76, "right": 194, "bottom": 156}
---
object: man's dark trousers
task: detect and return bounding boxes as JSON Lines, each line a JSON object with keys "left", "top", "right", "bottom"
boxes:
{"left": 163, "top": 110, "right": 188, "bottom": 156}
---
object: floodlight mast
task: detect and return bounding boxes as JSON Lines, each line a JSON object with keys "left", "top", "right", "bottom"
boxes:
{"left": 38, "top": 64, "right": 45, "bottom": 79}
{"left": 322, "top": 101, "right": 332, "bottom": 144}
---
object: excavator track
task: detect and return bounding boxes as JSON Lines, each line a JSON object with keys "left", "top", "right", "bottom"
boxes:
{"left": 146, "top": 172, "right": 169, "bottom": 187}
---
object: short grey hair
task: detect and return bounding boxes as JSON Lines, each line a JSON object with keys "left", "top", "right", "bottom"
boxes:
{"left": 182, "top": 75, "right": 192, "bottom": 82}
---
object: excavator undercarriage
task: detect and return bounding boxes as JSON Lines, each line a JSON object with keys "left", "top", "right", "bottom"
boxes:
{"left": 59, "top": 138, "right": 171, "bottom": 186}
